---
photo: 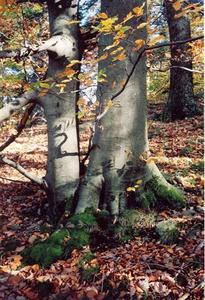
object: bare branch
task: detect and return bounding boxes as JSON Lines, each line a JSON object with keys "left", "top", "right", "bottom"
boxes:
{"left": 111, "top": 35, "right": 204, "bottom": 102}
{"left": 170, "top": 66, "right": 203, "bottom": 74}
{"left": 0, "top": 50, "right": 20, "bottom": 59}
{"left": 0, "top": 103, "right": 36, "bottom": 152}
{"left": 0, "top": 90, "right": 38, "bottom": 123}
{"left": 0, "top": 155, "right": 44, "bottom": 186}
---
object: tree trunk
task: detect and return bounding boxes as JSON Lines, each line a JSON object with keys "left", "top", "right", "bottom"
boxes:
{"left": 76, "top": 0, "right": 185, "bottom": 215}
{"left": 163, "top": 0, "right": 197, "bottom": 121}
{"left": 40, "top": 0, "right": 81, "bottom": 219}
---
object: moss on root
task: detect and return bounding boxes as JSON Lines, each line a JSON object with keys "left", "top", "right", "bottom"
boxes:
{"left": 141, "top": 176, "right": 186, "bottom": 209}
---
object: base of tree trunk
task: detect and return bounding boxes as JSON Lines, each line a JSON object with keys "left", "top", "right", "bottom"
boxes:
{"left": 75, "top": 162, "right": 186, "bottom": 215}
{"left": 162, "top": 98, "right": 200, "bottom": 122}
{"left": 141, "top": 162, "right": 186, "bottom": 210}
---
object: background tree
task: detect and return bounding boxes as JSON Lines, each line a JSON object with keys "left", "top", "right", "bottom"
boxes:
{"left": 162, "top": 0, "right": 198, "bottom": 121}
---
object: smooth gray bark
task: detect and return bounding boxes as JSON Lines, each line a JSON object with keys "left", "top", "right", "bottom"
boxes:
{"left": 76, "top": 0, "right": 149, "bottom": 215}
{"left": 163, "top": 0, "right": 197, "bottom": 121}
{"left": 40, "top": 0, "right": 81, "bottom": 218}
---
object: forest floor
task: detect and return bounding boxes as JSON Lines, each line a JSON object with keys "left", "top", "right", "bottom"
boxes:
{"left": 0, "top": 104, "right": 204, "bottom": 300}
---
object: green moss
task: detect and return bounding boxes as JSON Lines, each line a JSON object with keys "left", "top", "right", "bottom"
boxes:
{"left": 23, "top": 229, "right": 69, "bottom": 267}
{"left": 24, "top": 242, "right": 63, "bottom": 267}
{"left": 68, "top": 210, "right": 97, "bottom": 227}
{"left": 156, "top": 220, "right": 179, "bottom": 244}
{"left": 140, "top": 191, "right": 157, "bottom": 210}
{"left": 70, "top": 228, "right": 90, "bottom": 245}
{"left": 78, "top": 252, "right": 96, "bottom": 268}
{"left": 64, "top": 228, "right": 91, "bottom": 257}
{"left": 191, "top": 160, "right": 204, "bottom": 172}
{"left": 147, "top": 176, "right": 186, "bottom": 208}
{"left": 48, "top": 229, "right": 69, "bottom": 245}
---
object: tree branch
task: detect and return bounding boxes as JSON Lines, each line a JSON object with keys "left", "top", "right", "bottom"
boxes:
{"left": 0, "top": 90, "right": 38, "bottom": 123}
{"left": 0, "top": 155, "right": 45, "bottom": 187}
{"left": 111, "top": 35, "right": 204, "bottom": 101}
{"left": 0, "top": 103, "right": 36, "bottom": 152}
{"left": 96, "top": 34, "right": 204, "bottom": 121}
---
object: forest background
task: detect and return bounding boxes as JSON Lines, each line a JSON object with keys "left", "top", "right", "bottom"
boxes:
{"left": 0, "top": 0, "right": 204, "bottom": 299}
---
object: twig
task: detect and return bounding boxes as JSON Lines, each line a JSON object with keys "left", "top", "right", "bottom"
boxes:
{"left": 0, "top": 103, "right": 36, "bottom": 152}
{"left": 170, "top": 66, "right": 203, "bottom": 73}
{"left": 0, "top": 175, "right": 25, "bottom": 183}
{"left": 0, "top": 155, "right": 45, "bottom": 187}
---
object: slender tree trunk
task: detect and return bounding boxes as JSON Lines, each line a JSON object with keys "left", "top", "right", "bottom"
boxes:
{"left": 76, "top": 0, "right": 184, "bottom": 215}
{"left": 163, "top": 0, "right": 197, "bottom": 121}
{"left": 40, "top": 0, "right": 81, "bottom": 219}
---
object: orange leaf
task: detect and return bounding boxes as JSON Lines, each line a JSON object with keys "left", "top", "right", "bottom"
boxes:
{"left": 133, "top": 4, "right": 145, "bottom": 16}
{"left": 134, "top": 39, "right": 145, "bottom": 50}
{"left": 98, "top": 12, "right": 108, "bottom": 19}
{"left": 173, "top": 0, "right": 181, "bottom": 11}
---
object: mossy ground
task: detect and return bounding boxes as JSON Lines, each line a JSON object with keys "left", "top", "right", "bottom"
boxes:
{"left": 78, "top": 251, "right": 99, "bottom": 282}
{"left": 23, "top": 209, "right": 157, "bottom": 267}
{"left": 23, "top": 177, "right": 185, "bottom": 267}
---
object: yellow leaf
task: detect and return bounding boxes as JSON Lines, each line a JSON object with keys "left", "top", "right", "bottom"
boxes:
{"left": 77, "top": 98, "right": 86, "bottom": 106}
{"left": 98, "top": 52, "right": 108, "bottom": 62}
{"left": 107, "top": 100, "right": 113, "bottom": 108}
{"left": 105, "top": 40, "right": 120, "bottom": 51}
{"left": 39, "top": 89, "right": 48, "bottom": 97}
{"left": 166, "top": 247, "right": 174, "bottom": 254}
{"left": 68, "top": 60, "right": 81, "bottom": 67}
{"left": 122, "top": 11, "right": 134, "bottom": 24}
{"left": 113, "top": 52, "right": 126, "bottom": 61}
{"left": 173, "top": 0, "right": 181, "bottom": 11}
{"left": 133, "top": 3, "right": 145, "bottom": 16}
{"left": 98, "top": 12, "right": 108, "bottom": 19}
{"left": 110, "top": 46, "right": 124, "bottom": 55}
{"left": 127, "top": 187, "right": 136, "bottom": 192}
{"left": 100, "top": 17, "right": 118, "bottom": 32}
{"left": 137, "top": 22, "right": 147, "bottom": 29}
{"left": 36, "top": 67, "right": 46, "bottom": 72}
{"left": 134, "top": 184, "right": 140, "bottom": 189}
{"left": 65, "top": 68, "right": 76, "bottom": 77}
{"left": 136, "top": 179, "right": 143, "bottom": 185}
{"left": 134, "top": 39, "right": 145, "bottom": 51}
{"left": 146, "top": 157, "right": 158, "bottom": 164}
{"left": 67, "top": 20, "right": 80, "bottom": 25}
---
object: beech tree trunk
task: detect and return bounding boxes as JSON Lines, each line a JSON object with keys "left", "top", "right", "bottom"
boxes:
{"left": 163, "top": 0, "right": 197, "bottom": 121}
{"left": 39, "top": 0, "right": 81, "bottom": 219}
{"left": 76, "top": 0, "right": 154, "bottom": 214}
